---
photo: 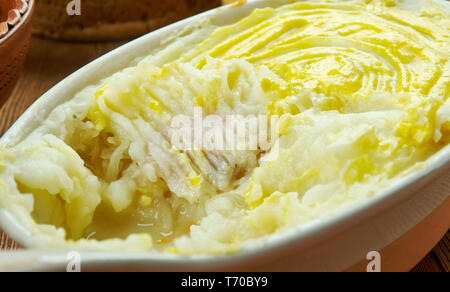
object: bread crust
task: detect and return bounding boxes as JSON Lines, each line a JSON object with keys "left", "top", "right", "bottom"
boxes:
{"left": 33, "top": 0, "right": 222, "bottom": 41}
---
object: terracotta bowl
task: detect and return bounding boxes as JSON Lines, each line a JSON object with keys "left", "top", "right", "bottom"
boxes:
{"left": 0, "top": 0, "right": 35, "bottom": 109}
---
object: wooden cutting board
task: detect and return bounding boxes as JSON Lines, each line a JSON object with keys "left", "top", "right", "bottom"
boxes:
{"left": 0, "top": 37, "right": 448, "bottom": 272}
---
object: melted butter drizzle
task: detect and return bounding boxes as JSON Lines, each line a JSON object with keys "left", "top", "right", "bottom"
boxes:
{"left": 181, "top": 1, "right": 449, "bottom": 106}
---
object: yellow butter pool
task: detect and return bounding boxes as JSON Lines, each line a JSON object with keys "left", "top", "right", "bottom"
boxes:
{"left": 0, "top": 0, "right": 449, "bottom": 254}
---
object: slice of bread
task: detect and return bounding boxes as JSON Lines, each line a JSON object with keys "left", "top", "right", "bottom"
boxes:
{"left": 33, "top": 0, "right": 222, "bottom": 41}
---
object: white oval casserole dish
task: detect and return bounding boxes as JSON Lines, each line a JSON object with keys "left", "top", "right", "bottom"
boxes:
{"left": 0, "top": 0, "right": 449, "bottom": 271}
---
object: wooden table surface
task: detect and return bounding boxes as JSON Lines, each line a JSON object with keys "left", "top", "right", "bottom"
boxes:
{"left": 0, "top": 37, "right": 448, "bottom": 272}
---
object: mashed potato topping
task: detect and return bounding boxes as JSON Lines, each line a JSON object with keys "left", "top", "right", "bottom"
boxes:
{"left": 0, "top": 0, "right": 449, "bottom": 253}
